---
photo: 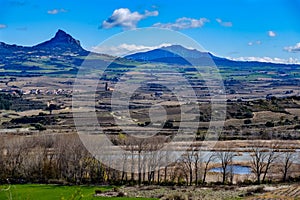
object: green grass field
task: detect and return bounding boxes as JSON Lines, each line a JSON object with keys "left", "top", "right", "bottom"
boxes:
{"left": 0, "top": 184, "right": 157, "bottom": 200}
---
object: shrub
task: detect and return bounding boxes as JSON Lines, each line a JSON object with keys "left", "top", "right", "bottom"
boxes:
{"left": 33, "top": 123, "right": 46, "bottom": 131}
{"left": 265, "top": 121, "right": 274, "bottom": 127}
{"left": 113, "top": 186, "right": 120, "bottom": 192}
{"left": 244, "top": 111, "right": 253, "bottom": 118}
{"left": 163, "top": 120, "right": 173, "bottom": 128}
{"left": 195, "top": 180, "right": 203, "bottom": 185}
{"left": 262, "top": 179, "right": 273, "bottom": 184}
{"left": 38, "top": 112, "right": 46, "bottom": 116}
{"left": 95, "top": 190, "right": 102, "bottom": 194}
{"left": 127, "top": 180, "right": 138, "bottom": 186}
{"left": 242, "top": 179, "right": 254, "bottom": 185}
{"left": 244, "top": 119, "right": 252, "bottom": 124}
{"left": 213, "top": 181, "right": 223, "bottom": 185}
{"left": 246, "top": 186, "right": 265, "bottom": 194}
{"left": 176, "top": 179, "right": 186, "bottom": 186}
{"left": 117, "top": 191, "right": 127, "bottom": 197}
{"left": 162, "top": 193, "right": 188, "bottom": 200}
{"left": 294, "top": 125, "right": 300, "bottom": 130}
{"left": 160, "top": 181, "right": 176, "bottom": 186}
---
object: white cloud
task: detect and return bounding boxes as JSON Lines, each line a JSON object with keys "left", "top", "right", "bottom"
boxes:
{"left": 153, "top": 17, "right": 209, "bottom": 30}
{"left": 144, "top": 10, "right": 159, "bottom": 17}
{"left": 0, "top": 24, "right": 7, "bottom": 29}
{"left": 91, "top": 43, "right": 172, "bottom": 56}
{"left": 216, "top": 18, "right": 232, "bottom": 27}
{"left": 230, "top": 56, "right": 300, "bottom": 64}
{"left": 268, "top": 30, "right": 276, "bottom": 37}
{"left": 284, "top": 42, "right": 300, "bottom": 53}
{"left": 101, "top": 8, "right": 158, "bottom": 30}
{"left": 248, "top": 40, "right": 261, "bottom": 46}
{"left": 47, "top": 8, "right": 67, "bottom": 15}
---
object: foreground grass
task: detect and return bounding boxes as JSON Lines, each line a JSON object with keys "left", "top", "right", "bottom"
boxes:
{"left": 0, "top": 184, "right": 157, "bottom": 200}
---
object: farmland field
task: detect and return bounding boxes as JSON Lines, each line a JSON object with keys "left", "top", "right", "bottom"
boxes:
{"left": 0, "top": 184, "right": 157, "bottom": 200}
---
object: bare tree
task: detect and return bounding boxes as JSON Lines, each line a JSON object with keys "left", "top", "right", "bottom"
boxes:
{"left": 5, "top": 136, "right": 31, "bottom": 178}
{"left": 193, "top": 148, "right": 202, "bottom": 185}
{"left": 123, "top": 136, "right": 148, "bottom": 185}
{"left": 136, "top": 138, "right": 146, "bottom": 185}
{"left": 215, "top": 151, "right": 236, "bottom": 184}
{"left": 146, "top": 138, "right": 161, "bottom": 184}
{"left": 279, "top": 151, "right": 295, "bottom": 182}
{"left": 180, "top": 149, "right": 194, "bottom": 185}
{"left": 250, "top": 141, "right": 280, "bottom": 184}
{"left": 262, "top": 142, "right": 280, "bottom": 182}
{"left": 115, "top": 133, "right": 130, "bottom": 183}
{"left": 250, "top": 145, "right": 265, "bottom": 184}
{"left": 202, "top": 153, "right": 216, "bottom": 184}
{"left": 163, "top": 150, "right": 173, "bottom": 183}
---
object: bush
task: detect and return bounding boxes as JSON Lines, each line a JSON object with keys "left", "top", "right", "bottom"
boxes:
{"left": 294, "top": 125, "right": 300, "bottom": 130}
{"left": 163, "top": 120, "right": 173, "bottom": 128}
{"left": 109, "top": 180, "right": 124, "bottom": 186}
{"left": 241, "top": 179, "right": 254, "bottom": 185}
{"left": 265, "top": 121, "right": 274, "bottom": 127}
{"left": 160, "top": 181, "right": 176, "bottom": 186}
{"left": 141, "top": 181, "right": 150, "bottom": 185}
{"left": 117, "top": 192, "right": 127, "bottom": 197}
{"left": 244, "top": 119, "right": 252, "bottom": 124}
{"left": 213, "top": 181, "right": 223, "bottom": 185}
{"left": 195, "top": 180, "right": 203, "bottom": 185}
{"left": 176, "top": 179, "right": 186, "bottom": 186}
{"left": 95, "top": 190, "right": 102, "bottom": 194}
{"left": 244, "top": 111, "right": 253, "bottom": 118}
{"left": 239, "top": 186, "right": 265, "bottom": 197}
{"left": 38, "top": 112, "right": 46, "bottom": 116}
{"left": 262, "top": 179, "right": 273, "bottom": 184}
{"left": 246, "top": 186, "right": 265, "bottom": 194}
{"left": 162, "top": 193, "right": 188, "bottom": 200}
{"left": 33, "top": 123, "right": 46, "bottom": 131}
{"left": 112, "top": 186, "right": 120, "bottom": 192}
{"left": 127, "top": 180, "right": 138, "bottom": 186}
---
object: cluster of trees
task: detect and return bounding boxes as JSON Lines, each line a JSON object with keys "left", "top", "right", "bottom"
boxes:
{"left": 0, "top": 134, "right": 298, "bottom": 186}
{"left": 250, "top": 142, "right": 296, "bottom": 184}
{"left": 0, "top": 134, "right": 106, "bottom": 184}
{"left": 175, "top": 142, "right": 297, "bottom": 185}
{"left": 0, "top": 93, "right": 12, "bottom": 110}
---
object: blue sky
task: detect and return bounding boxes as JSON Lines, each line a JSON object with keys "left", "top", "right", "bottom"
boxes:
{"left": 1, "top": 0, "right": 300, "bottom": 63}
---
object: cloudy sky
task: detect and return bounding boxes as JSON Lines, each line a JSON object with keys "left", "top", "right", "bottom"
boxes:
{"left": 1, "top": 0, "right": 300, "bottom": 63}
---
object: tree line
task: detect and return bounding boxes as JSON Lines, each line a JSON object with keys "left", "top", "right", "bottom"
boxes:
{"left": 0, "top": 134, "right": 298, "bottom": 186}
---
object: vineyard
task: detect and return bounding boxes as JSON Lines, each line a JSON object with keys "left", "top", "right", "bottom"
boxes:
{"left": 248, "top": 185, "right": 300, "bottom": 200}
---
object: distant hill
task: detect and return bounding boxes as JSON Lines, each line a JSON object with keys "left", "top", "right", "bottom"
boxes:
{"left": 0, "top": 29, "right": 88, "bottom": 57}
{"left": 0, "top": 29, "right": 139, "bottom": 77}
{"left": 0, "top": 42, "right": 30, "bottom": 55}
{"left": 125, "top": 45, "right": 214, "bottom": 63}
{"left": 33, "top": 29, "right": 87, "bottom": 55}
{"left": 125, "top": 44, "right": 300, "bottom": 68}
{"left": 0, "top": 30, "right": 96, "bottom": 76}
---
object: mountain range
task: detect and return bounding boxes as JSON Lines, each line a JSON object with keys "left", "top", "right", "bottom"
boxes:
{"left": 125, "top": 45, "right": 300, "bottom": 68}
{"left": 0, "top": 29, "right": 299, "bottom": 77}
{"left": 0, "top": 29, "right": 88, "bottom": 56}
